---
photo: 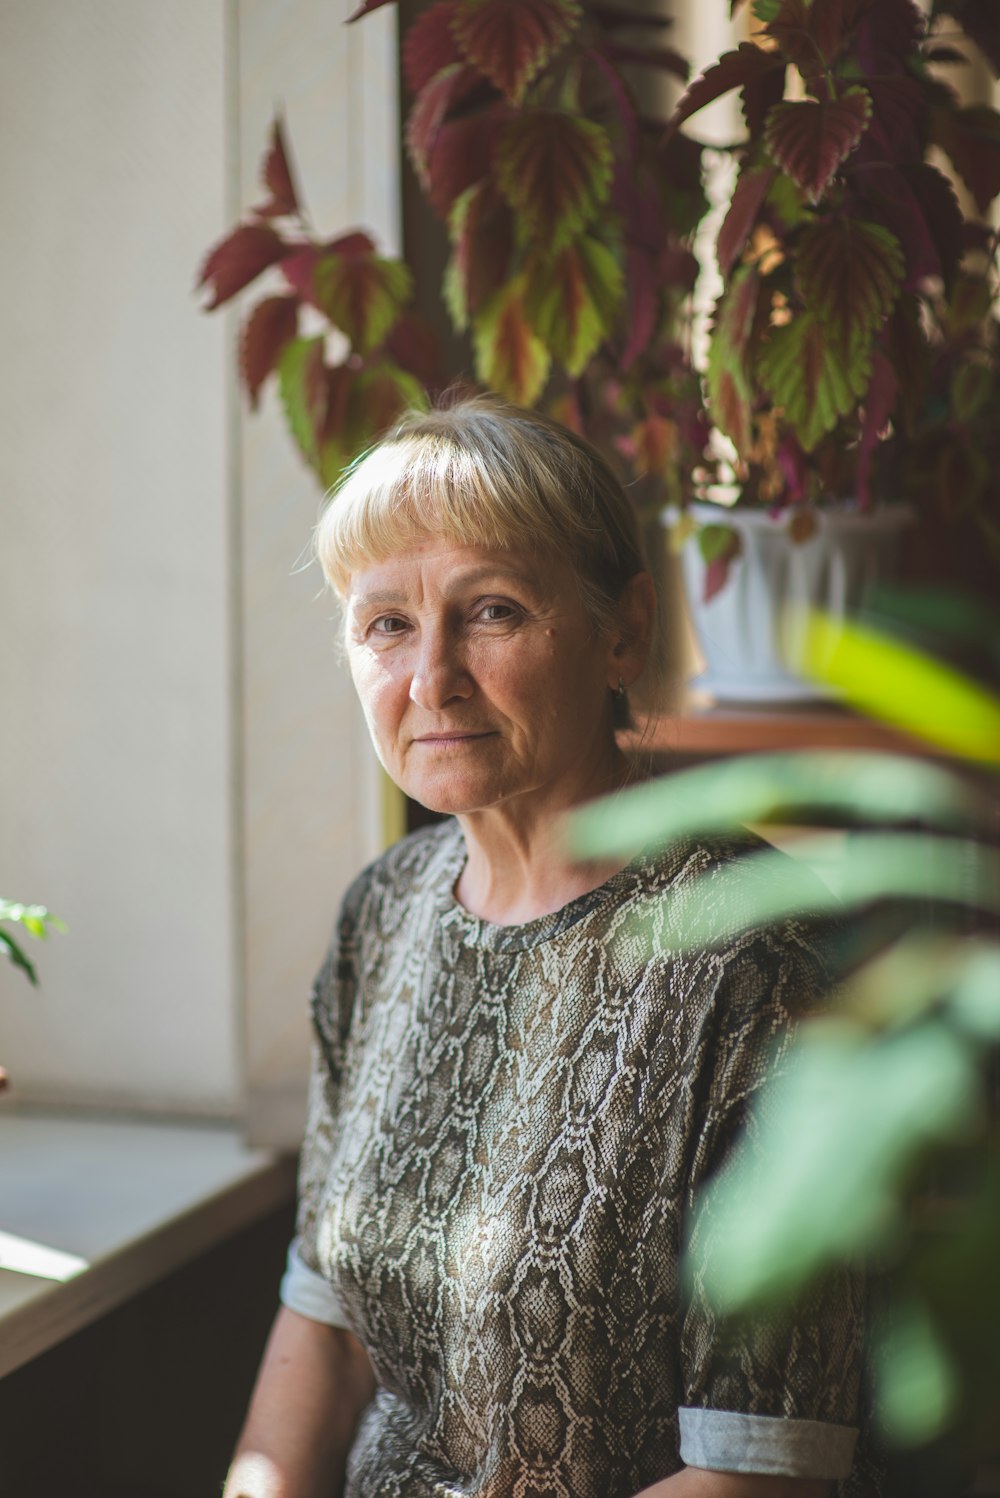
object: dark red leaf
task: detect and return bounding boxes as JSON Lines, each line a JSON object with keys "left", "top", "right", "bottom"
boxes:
{"left": 855, "top": 0, "right": 925, "bottom": 71}
{"left": 327, "top": 231, "right": 377, "bottom": 257}
{"left": 861, "top": 75, "right": 926, "bottom": 162}
{"left": 742, "top": 53, "right": 787, "bottom": 137}
{"left": 703, "top": 529, "right": 742, "bottom": 603}
{"left": 620, "top": 246, "right": 657, "bottom": 369}
{"left": 406, "top": 64, "right": 483, "bottom": 187}
{"left": 718, "top": 165, "right": 776, "bottom": 275}
{"left": 453, "top": 0, "right": 581, "bottom": 106}
{"left": 599, "top": 41, "right": 688, "bottom": 80}
{"left": 665, "top": 43, "right": 786, "bottom": 141}
{"left": 347, "top": 0, "right": 397, "bottom": 20}
{"left": 764, "top": 86, "right": 872, "bottom": 201}
{"left": 197, "top": 224, "right": 290, "bottom": 309}
{"left": 403, "top": 0, "right": 463, "bottom": 95}
{"left": 906, "top": 162, "right": 963, "bottom": 285}
{"left": 931, "top": 2, "right": 1000, "bottom": 76}
{"left": 426, "top": 113, "right": 499, "bottom": 216}
{"left": 251, "top": 117, "right": 301, "bottom": 219}
{"left": 240, "top": 295, "right": 299, "bottom": 407}
{"left": 584, "top": 46, "right": 639, "bottom": 157}
{"left": 857, "top": 349, "right": 899, "bottom": 508}
{"left": 765, "top": 0, "right": 848, "bottom": 77}
{"left": 385, "top": 313, "right": 443, "bottom": 389}
{"left": 929, "top": 102, "right": 1000, "bottom": 214}
{"left": 280, "top": 245, "right": 321, "bottom": 302}
{"left": 852, "top": 164, "right": 952, "bottom": 285}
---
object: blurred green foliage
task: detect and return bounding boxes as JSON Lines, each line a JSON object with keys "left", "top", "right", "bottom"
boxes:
{"left": 569, "top": 594, "right": 1000, "bottom": 1457}
{"left": 0, "top": 899, "right": 65, "bottom": 987}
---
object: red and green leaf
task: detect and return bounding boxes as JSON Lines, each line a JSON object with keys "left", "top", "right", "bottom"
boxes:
{"left": 758, "top": 311, "right": 872, "bottom": 451}
{"left": 620, "top": 246, "right": 658, "bottom": 369}
{"left": 453, "top": 0, "right": 581, "bottom": 105}
{"left": 706, "top": 266, "right": 760, "bottom": 456}
{"left": 523, "top": 234, "right": 623, "bottom": 375}
{"left": 197, "top": 224, "right": 290, "bottom": 309}
{"left": 425, "top": 113, "right": 499, "bottom": 217}
{"left": 318, "top": 363, "right": 426, "bottom": 484}
{"left": 496, "top": 111, "right": 613, "bottom": 250}
{"left": 717, "top": 164, "right": 776, "bottom": 276}
{"left": 445, "top": 181, "right": 515, "bottom": 329}
{"left": 665, "top": 43, "right": 785, "bottom": 140}
{"left": 313, "top": 249, "right": 412, "bottom": 354}
{"left": 406, "top": 63, "right": 484, "bottom": 188}
{"left": 472, "top": 281, "right": 551, "bottom": 403}
{"left": 797, "top": 218, "right": 905, "bottom": 343}
{"left": 764, "top": 86, "right": 872, "bottom": 201}
{"left": 764, "top": 0, "right": 849, "bottom": 78}
{"left": 698, "top": 523, "right": 742, "bottom": 603}
{"left": 251, "top": 117, "right": 301, "bottom": 219}
{"left": 278, "top": 336, "right": 327, "bottom": 466}
{"left": 240, "top": 295, "right": 299, "bottom": 407}
{"left": 403, "top": 0, "right": 462, "bottom": 95}
{"left": 929, "top": 102, "right": 1000, "bottom": 214}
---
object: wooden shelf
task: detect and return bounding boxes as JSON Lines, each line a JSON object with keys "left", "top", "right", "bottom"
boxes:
{"left": 625, "top": 705, "right": 928, "bottom": 758}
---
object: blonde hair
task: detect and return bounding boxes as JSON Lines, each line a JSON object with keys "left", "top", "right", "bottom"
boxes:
{"left": 314, "top": 395, "right": 647, "bottom": 645}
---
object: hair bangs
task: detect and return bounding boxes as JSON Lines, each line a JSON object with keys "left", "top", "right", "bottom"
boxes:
{"left": 316, "top": 428, "right": 573, "bottom": 596}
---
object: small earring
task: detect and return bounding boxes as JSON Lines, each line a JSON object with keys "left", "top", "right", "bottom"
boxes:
{"left": 616, "top": 677, "right": 627, "bottom": 699}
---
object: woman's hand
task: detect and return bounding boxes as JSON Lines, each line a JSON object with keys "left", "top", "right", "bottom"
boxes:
{"left": 633, "top": 1470, "right": 832, "bottom": 1497}
{"left": 223, "top": 1306, "right": 375, "bottom": 1498}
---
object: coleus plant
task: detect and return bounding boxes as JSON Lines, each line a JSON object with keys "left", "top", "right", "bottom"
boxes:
{"left": 197, "top": 0, "right": 713, "bottom": 507}
{"left": 666, "top": 0, "right": 1000, "bottom": 583}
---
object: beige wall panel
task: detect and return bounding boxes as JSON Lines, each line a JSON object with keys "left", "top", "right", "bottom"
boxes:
{"left": 236, "top": 0, "right": 397, "bottom": 1145}
{"left": 0, "top": 3, "right": 239, "bottom": 1111}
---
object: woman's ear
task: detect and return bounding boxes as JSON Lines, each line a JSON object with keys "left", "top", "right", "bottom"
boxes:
{"left": 608, "top": 570, "right": 657, "bottom": 690}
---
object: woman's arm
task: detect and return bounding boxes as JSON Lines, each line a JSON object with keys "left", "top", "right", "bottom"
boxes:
{"left": 222, "top": 1306, "right": 376, "bottom": 1498}
{"left": 635, "top": 1471, "right": 831, "bottom": 1497}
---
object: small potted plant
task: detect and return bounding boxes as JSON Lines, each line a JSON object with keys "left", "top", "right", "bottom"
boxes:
{"left": 661, "top": 0, "right": 1000, "bottom": 701}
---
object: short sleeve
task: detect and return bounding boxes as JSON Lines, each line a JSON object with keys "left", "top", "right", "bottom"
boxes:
{"left": 279, "top": 875, "right": 365, "bottom": 1327}
{"left": 678, "top": 927, "right": 866, "bottom": 1483}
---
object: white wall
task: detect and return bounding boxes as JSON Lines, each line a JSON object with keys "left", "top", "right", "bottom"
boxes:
{"left": 0, "top": 0, "right": 395, "bottom": 1133}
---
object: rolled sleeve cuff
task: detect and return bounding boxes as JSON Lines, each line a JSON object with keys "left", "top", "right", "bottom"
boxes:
{"left": 678, "top": 1407, "right": 858, "bottom": 1479}
{"left": 279, "top": 1237, "right": 349, "bottom": 1328}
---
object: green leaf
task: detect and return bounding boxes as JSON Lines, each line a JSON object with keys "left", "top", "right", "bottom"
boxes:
{"left": 523, "top": 235, "right": 623, "bottom": 375}
{"left": 473, "top": 280, "right": 551, "bottom": 404}
{"left": 797, "top": 218, "right": 905, "bottom": 343}
{"left": 313, "top": 252, "right": 412, "bottom": 356}
{"left": 689, "top": 1019, "right": 981, "bottom": 1311}
{"left": 706, "top": 267, "right": 759, "bottom": 456}
{"left": 798, "top": 612, "right": 1000, "bottom": 765}
{"left": 278, "top": 336, "right": 327, "bottom": 467}
{"left": 876, "top": 1298, "right": 960, "bottom": 1445}
{"left": 566, "top": 750, "right": 974, "bottom": 862}
{"left": 496, "top": 111, "right": 614, "bottom": 252}
{"left": 948, "top": 945, "right": 1000, "bottom": 1042}
{"left": 0, "top": 929, "right": 39, "bottom": 986}
{"left": 757, "top": 310, "right": 870, "bottom": 451}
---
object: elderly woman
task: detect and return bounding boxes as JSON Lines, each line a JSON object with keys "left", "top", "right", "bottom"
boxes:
{"left": 224, "top": 398, "right": 871, "bottom": 1498}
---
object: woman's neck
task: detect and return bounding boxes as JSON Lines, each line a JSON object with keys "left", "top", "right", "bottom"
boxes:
{"left": 453, "top": 748, "right": 643, "bottom": 926}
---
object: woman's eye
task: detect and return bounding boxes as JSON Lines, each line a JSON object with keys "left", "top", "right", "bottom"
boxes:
{"left": 477, "top": 602, "right": 517, "bottom": 623}
{"left": 370, "top": 615, "right": 408, "bottom": 636}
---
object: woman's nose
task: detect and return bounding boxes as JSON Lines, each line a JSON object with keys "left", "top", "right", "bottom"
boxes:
{"left": 408, "top": 626, "right": 473, "bottom": 710}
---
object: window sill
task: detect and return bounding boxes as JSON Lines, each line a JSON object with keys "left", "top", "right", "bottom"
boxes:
{"left": 0, "top": 1108, "right": 296, "bottom": 1379}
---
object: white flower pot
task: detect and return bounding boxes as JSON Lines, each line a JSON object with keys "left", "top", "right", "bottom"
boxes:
{"left": 662, "top": 502, "right": 913, "bottom": 704}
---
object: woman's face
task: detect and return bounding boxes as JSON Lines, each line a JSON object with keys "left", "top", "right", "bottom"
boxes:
{"left": 344, "top": 538, "right": 627, "bottom": 820}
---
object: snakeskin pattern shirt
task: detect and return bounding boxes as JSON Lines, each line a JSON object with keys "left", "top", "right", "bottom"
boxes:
{"left": 282, "top": 819, "right": 876, "bottom": 1497}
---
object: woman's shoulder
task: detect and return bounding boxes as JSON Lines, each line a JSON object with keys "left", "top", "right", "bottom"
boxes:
{"left": 339, "top": 817, "right": 462, "bottom": 929}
